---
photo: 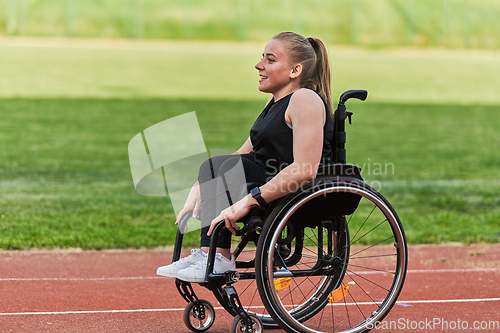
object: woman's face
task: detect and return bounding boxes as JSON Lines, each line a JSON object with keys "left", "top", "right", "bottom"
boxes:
{"left": 255, "top": 39, "right": 297, "bottom": 97}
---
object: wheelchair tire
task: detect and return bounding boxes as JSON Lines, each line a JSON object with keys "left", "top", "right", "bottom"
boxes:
{"left": 183, "top": 299, "right": 215, "bottom": 332}
{"left": 255, "top": 178, "right": 407, "bottom": 333}
{"left": 230, "top": 314, "right": 264, "bottom": 333}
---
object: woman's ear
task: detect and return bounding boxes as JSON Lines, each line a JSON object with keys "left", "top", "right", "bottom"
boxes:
{"left": 290, "top": 63, "right": 302, "bottom": 79}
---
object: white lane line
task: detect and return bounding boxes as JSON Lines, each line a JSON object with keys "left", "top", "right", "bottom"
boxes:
{"left": 354, "top": 268, "right": 500, "bottom": 275}
{"left": 1, "top": 267, "right": 497, "bottom": 282}
{"left": 398, "top": 298, "right": 500, "bottom": 304}
{"left": 1, "top": 298, "right": 499, "bottom": 316}
{"left": 3, "top": 180, "right": 500, "bottom": 188}
{"left": 0, "top": 276, "right": 161, "bottom": 281}
{"left": 0, "top": 308, "right": 183, "bottom": 316}
{"left": 407, "top": 268, "right": 499, "bottom": 273}
{"left": 379, "top": 180, "right": 500, "bottom": 187}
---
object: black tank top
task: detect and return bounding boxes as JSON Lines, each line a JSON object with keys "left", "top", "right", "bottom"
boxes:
{"left": 250, "top": 89, "right": 333, "bottom": 176}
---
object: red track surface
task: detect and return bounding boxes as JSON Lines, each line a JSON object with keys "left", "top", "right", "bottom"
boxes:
{"left": 1, "top": 244, "right": 499, "bottom": 332}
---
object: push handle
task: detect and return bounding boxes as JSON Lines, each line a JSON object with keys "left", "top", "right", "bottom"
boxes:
{"left": 333, "top": 89, "right": 368, "bottom": 164}
{"left": 339, "top": 89, "right": 368, "bottom": 104}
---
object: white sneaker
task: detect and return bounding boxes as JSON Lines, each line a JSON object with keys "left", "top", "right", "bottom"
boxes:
{"left": 176, "top": 252, "right": 236, "bottom": 283}
{"left": 156, "top": 248, "right": 207, "bottom": 278}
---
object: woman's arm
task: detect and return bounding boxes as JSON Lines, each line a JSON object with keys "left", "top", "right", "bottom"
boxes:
{"left": 208, "top": 89, "right": 326, "bottom": 235}
{"left": 175, "top": 181, "right": 200, "bottom": 224}
{"left": 236, "top": 137, "right": 253, "bottom": 154}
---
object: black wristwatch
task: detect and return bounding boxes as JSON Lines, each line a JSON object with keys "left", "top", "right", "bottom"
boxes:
{"left": 250, "top": 187, "right": 267, "bottom": 206}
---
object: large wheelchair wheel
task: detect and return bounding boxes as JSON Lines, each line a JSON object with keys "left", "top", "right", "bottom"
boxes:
{"left": 255, "top": 177, "right": 407, "bottom": 333}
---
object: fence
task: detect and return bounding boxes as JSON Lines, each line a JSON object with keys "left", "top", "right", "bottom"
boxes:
{"left": 1, "top": 0, "right": 499, "bottom": 48}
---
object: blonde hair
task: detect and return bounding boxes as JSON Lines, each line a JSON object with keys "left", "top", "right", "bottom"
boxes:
{"left": 272, "top": 31, "right": 333, "bottom": 118}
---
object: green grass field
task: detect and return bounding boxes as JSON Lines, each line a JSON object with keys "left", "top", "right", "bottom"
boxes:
{"left": 1, "top": 39, "right": 499, "bottom": 249}
{"left": 1, "top": 38, "right": 499, "bottom": 104}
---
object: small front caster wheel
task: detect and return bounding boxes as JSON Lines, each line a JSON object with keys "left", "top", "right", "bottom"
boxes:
{"left": 183, "top": 299, "right": 215, "bottom": 332}
{"left": 231, "top": 314, "right": 263, "bottom": 333}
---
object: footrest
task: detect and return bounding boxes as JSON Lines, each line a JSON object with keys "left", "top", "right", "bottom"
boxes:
{"left": 175, "top": 278, "right": 200, "bottom": 304}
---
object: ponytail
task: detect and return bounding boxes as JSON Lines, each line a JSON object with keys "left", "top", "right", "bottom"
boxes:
{"left": 306, "top": 37, "right": 333, "bottom": 118}
{"left": 272, "top": 32, "right": 333, "bottom": 119}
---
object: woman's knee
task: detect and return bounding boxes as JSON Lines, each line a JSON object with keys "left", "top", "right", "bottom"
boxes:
{"left": 218, "top": 156, "right": 242, "bottom": 175}
{"left": 199, "top": 155, "right": 240, "bottom": 182}
{"left": 198, "top": 158, "right": 214, "bottom": 182}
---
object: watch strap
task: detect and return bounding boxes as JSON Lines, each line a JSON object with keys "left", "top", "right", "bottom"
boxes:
{"left": 250, "top": 187, "right": 267, "bottom": 206}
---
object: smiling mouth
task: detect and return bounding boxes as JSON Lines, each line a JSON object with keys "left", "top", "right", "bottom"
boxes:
{"left": 259, "top": 75, "right": 268, "bottom": 81}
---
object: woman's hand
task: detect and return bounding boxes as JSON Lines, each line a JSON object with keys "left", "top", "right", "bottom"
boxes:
{"left": 207, "top": 194, "right": 256, "bottom": 236}
{"left": 175, "top": 182, "right": 201, "bottom": 225}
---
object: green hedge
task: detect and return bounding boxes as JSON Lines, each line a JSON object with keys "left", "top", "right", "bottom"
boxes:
{"left": 1, "top": 0, "right": 500, "bottom": 48}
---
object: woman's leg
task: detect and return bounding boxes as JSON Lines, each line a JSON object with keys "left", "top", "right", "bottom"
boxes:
{"left": 198, "top": 155, "right": 236, "bottom": 251}
{"left": 198, "top": 154, "right": 268, "bottom": 256}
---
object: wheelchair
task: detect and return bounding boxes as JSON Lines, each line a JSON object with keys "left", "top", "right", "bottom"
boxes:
{"left": 171, "top": 90, "right": 407, "bottom": 333}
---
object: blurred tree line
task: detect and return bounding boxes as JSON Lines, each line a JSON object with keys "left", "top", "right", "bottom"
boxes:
{"left": 1, "top": 0, "right": 499, "bottom": 49}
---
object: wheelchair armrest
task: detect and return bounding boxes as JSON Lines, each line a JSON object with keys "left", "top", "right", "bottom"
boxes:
{"left": 316, "top": 164, "right": 363, "bottom": 181}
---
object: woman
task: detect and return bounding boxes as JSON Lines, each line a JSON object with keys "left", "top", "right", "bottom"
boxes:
{"left": 157, "top": 31, "right": 333, "bottom": 283}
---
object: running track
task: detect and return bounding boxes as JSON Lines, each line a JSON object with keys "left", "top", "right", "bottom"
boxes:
{"left": 1, "top": 244, "right": 499, "bottom": 332}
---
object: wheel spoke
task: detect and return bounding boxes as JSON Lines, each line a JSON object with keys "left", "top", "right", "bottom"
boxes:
{"left": 346, "top": 270, "right": 386, "bottom": 303}
{"left": 351, "top": 218, "right": 388, "bottom": 246}
{"left": 348, "top": 264, "right": 397, "bottom": 275}
{"left": 349, "top": 253, "right": 397, "bottom": 260}
{"left": 349, "top": 205, "right": 376, "bottom": 242}
{"left": 349, "top": 236, "right": 396, "bottom": 258}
